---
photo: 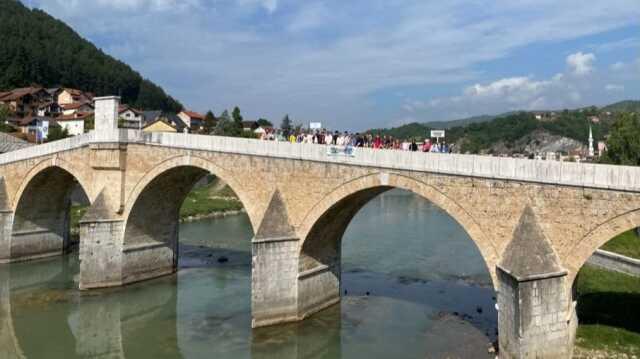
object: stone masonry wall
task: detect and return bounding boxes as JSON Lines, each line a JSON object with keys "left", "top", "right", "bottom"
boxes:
{"left": 3, "top": 142, "right": 640, "bottom": 285}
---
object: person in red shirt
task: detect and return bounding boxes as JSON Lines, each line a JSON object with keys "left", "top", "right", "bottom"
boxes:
{"left": 373, "top": 135, "right": 382, "bottom": 149}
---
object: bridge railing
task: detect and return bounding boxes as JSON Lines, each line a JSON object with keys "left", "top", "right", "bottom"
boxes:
{"left": 128, "top": 130, "right": 640, "bottom": 192}
{"left": 1, "top": 129, "right": 640, "bottom": 192}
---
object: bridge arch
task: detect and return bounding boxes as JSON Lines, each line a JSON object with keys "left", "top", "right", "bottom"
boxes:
{"left": 123, "top": 155, "right": 257, "bottom": 232}
{"left": 118, "top": 155, "right": 255, "bottom": 284}
{"left": 568, "top": 208, "right": 640, "bottom": 283}
{"left": 11, "top": 157, "right": 93, "bottom": 212}
{"left": 296, "top": 172, "right": 499, "bottom": 301}
{"left": 9, "top": 157, "right": 93, "bottom": 262}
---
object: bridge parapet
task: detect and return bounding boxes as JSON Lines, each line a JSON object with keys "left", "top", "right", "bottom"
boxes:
{"left": 1, "top": 129, "right": 638, "bottom": 192}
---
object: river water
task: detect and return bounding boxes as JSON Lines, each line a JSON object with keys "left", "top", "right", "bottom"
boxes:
{"left": 0, "top": 190, "right": 497, "bottom": 359}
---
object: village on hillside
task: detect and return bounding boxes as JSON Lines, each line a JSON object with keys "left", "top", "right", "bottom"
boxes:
{"left": 0, "top": 86, "right": 268, "bottom": 146}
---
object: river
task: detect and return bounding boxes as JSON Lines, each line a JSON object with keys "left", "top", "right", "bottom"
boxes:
{"left": 0, "top": 189, "right": 497, "bottom": 358}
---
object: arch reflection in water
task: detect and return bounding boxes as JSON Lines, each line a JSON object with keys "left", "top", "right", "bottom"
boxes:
{"left": 4, "top": 191, "right": 496, "bottom": 358}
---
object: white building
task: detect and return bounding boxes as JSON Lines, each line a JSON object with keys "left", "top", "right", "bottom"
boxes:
{"left": 119, "top": 106, "right": 144, "bottom": 129}
{"left": 57, "top": 113, "right": 90, "bottom": 136}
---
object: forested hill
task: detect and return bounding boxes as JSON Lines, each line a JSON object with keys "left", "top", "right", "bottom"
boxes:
{"left": 0, "top": 0, "right": 183, "bottom": 112}
{"left": 367, "top": 102, "right": 639, "bottom": 154}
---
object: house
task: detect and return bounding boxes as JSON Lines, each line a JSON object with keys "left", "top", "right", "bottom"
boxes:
{"left": 143, "top": 114, "right": 187, "bottom": 133}
{"left": 57, "top": 88, "right": 94, "bottom": 106}
{"left": 119, "top": 105, "right": 144, "bottom": 129}
{"left": 8, "top": 116, "right": 56, "bottom": 142}
{"left": 0, "top": 87, "right": 50, "bottom": 115}
{"left": 589, "top": 116, "right": 600, "bottom": 124}
{"left": 57, "top": 112, "right": 92, "bottom": 136}
{"left": 242, "top": 121, "right": 258, "bottom": 132}
{"left": 177, "top": 111, "right": 205, "bottom": 130}
{"left": 37, "top": 101, "right": 61, "bottom": 117}
{"left": 46, "top": 88, "right": 62, "bottom": 102}
{"left": 61, "top": 102, "right": 94, "bottom": 116}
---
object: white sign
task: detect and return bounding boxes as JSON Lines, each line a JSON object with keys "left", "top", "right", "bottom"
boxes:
{"left": 309, "top": 122, "right": 322, "bottom": 130}
{"left": 430, "top": 130, "right": 445, "bottom": 138}
{"left": 326, "top": 145, "right": 355, "bottom": 157}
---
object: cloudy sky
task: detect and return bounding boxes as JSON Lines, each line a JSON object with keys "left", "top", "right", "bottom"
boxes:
{"left": 26, "top": 0, "right": 640, "bottom": 130}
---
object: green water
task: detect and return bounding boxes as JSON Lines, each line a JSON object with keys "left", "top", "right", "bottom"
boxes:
{"left": 0, "top": 190, "right": 497, "bottom": 358}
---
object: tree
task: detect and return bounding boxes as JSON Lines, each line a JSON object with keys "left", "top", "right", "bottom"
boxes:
{"left": 256, "top": 118, "right": 273, "bottom": 127}
{"left": 601, "top": 113, "right": 640, "bottom": 166}
{"left": 84, "top": 114, "right": 95, "bottom": 131}
{"left": 214, "top": 110, "right": 238, "bottom": 136}
{"left": 46, "top": 126, "right": 69, "bottom": 142}
{"left": 0, "top": 104, "right": 10, "bottom": 124}
{"left": 280, "top": 114, "right": 292, "bottom": 137}
{"left": 204, "top": 110, "right": 216, "bottom": 134}
{"left": 232, "top": 106, "right": 243, "bottom": 134}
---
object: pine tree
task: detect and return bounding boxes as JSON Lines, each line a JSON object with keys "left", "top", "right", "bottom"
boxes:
{"left": 204, "top": 110, "right": 217, "bottom": 134}
{"left": 232, "top": 106, "right": 243, "bottom": 134}
{"left": 280, "top": 114, "right": 292, "bottom": 137}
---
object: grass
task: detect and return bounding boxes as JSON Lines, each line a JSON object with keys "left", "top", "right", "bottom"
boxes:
{"left": 575, "top": 265, "right": 640, "bottom": 354}
{"left": 601, "top": 229, "right": 640, "bottom": 259}
{"left": 179, "top": 182, "right": 243, "bottom": 219}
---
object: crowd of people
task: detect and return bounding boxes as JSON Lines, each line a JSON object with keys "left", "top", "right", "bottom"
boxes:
{"left": 259, "top": 129, "right": 453, "bottom": 153}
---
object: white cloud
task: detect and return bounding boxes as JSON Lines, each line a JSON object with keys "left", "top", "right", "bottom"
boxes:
{"left": 605, "top": 84, "right": 624, "bottom": 91}
{"left": 566, "top": 52, "right": 596, "bottom": 76}
{"left": 464, "top": 77, "right": 550, "bottom": 100}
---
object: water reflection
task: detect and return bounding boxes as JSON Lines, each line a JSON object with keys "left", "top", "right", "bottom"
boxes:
{"left": 1, "top": 191, "right": 496, "bottom": 358}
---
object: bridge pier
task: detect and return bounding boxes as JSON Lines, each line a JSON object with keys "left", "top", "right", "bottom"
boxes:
{"left": 0, "top": 210, "right": 13, "bottom": 263}
{"left": 251, "top": 190, "right": 301, "bottom": 327}
{"left": 78, "top": 205, "right": 125, "bottom": 290}
{"left": 497, "top": 207, "right": 576, "bottom": 359}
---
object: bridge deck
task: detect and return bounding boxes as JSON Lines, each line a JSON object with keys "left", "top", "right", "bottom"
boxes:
{"left": 1, "top": 129, "right": 638, "bottom": 192}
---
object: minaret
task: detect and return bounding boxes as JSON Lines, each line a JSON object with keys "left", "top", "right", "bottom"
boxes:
{"left": 588, "top": 125, "right": 594, "bottom": 157}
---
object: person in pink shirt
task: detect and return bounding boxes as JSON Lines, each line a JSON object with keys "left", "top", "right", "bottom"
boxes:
{"left": 422, "top": 139, "right": 431, "bottom": 152}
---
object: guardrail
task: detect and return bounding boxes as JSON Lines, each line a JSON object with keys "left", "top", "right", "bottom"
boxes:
{"left": 587, "top": 249, "right": 640, "bottom": 277}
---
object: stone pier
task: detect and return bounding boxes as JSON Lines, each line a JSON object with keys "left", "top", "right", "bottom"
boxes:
{"left": 251, "top": 190, "right": 301, "bottom": 327}
{"left": 497, "top": 207, "right": 576, "bottom": 359}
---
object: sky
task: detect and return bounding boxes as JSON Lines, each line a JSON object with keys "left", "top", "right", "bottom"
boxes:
{"left": 25, "top": 0, "right": 640, "bottom": 130}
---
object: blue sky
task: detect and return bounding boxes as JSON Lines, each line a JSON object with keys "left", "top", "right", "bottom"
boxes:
{"left": 26, "top": 0, "right": 640, "bottom": 130}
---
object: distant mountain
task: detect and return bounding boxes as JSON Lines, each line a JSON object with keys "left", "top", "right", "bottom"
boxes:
{"left": 601, "top": 100, "right": 640, "bottom": 113}
{"left": 366, "top": 100, "right": 640, "bottom": 154}
{"left": 0, "top": 0, "right": 183, "bottom": 112}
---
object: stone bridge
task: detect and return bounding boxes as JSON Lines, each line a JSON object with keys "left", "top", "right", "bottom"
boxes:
{"left": 2, "top": 97, "right": 640, "bottom": 358}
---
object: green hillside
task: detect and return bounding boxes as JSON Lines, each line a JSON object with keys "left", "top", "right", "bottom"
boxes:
{"left": 602, "top": 100, "right": 640, "bottom": 113}
{"left": 367, "top": 104, "right": 629, "bottom": 154}
{"left": 0, "top": 0, "right": 183, "bottom": 112}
